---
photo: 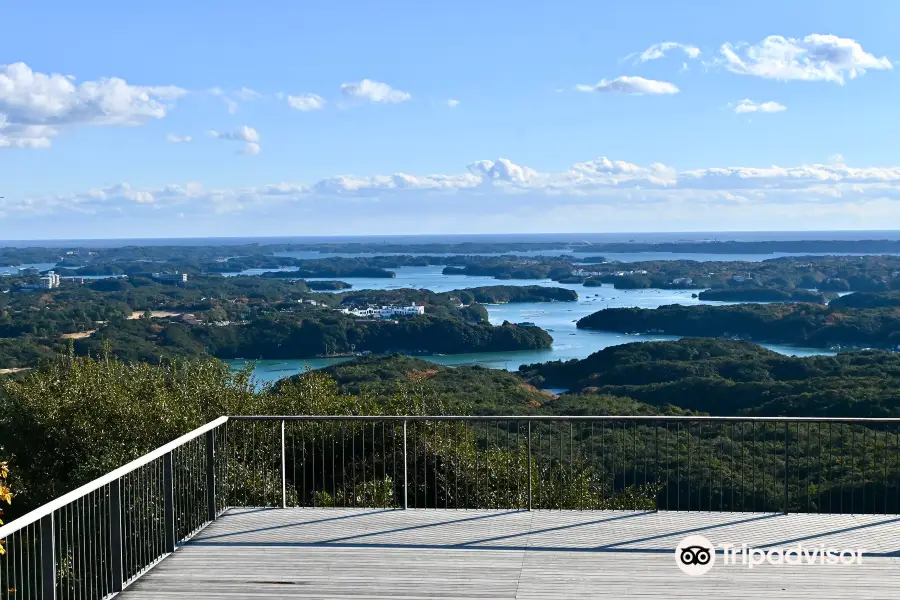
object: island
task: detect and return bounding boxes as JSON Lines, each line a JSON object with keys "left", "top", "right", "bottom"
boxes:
{"left": 696, "top": 288, "right": 831, "bottom": 303}
{"left": 0, "top": 276, "right": 569, "bottom": 368}
{"left": 517, "top": 338, "right": 900, "bottom": 416}
{"left": 576, "top": 303, "right": 900, "bottom": 349}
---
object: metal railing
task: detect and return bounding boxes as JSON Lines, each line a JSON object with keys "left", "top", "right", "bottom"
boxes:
{"left": 3, "top": 414, "right": 900, "bottom": 598}
{"left": 0, "top": 417, "right": 228, "bottom": 600}
{"left": 231, "top": 416, "right": 900, "bottom": 514}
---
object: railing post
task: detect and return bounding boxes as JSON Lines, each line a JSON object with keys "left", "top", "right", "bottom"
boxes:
{"left": 784, "top": 421, "right": 790, "bottom": 515}
{"left": 163, "top": 451, "right": 176, "bottom": 553}
{"left": 40, "top": 513, "right": 56, "bottom": 600}
{"left": 109, "top": 478, "right": 124, "bottom": 593}
{"left": 402, "top": 419, "right": 408, "bottom": 510}
{"left": 527, "top": 420, "right": 532, "bottom": 511}
{"left": 281, "top": 420, "right": 287, "bottom": 509}
{"left": 206, "top": 429, "right": 216, "bottom": 521}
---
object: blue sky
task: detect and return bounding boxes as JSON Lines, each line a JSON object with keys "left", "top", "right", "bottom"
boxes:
{"left": 3, "top": 1, "right": 900, "bottom": 238}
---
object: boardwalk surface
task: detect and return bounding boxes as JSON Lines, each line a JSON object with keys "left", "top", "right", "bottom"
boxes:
{"left": 121, "top": 508, "right": 900, "bottom": 599}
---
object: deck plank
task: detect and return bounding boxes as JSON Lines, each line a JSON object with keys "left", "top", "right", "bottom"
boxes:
{"left": 120, "top": 508, "right": 900, "bottom": 599}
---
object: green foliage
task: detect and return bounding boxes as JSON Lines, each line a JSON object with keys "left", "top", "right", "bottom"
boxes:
{"left": 0, "top": 350, "right": 355, "bottom": 516}
{"left": 76, "top": 314, "right": 552, "bottom": 363}
{"left": 698, "top": 288, "right": 829, "bottom": 303}
{"left": 2, "top": 348, "right": 899, "bottom": 518}
{"left": 314, "top": 477, "right": 397, "bottom": 508}
{"left": 521, "top": 339, "right": 900, "bottom": 417}
{"left": 829, "top": 291, "right": 900, "bottom": 309}
{"left": 577, "top": 303, "right": 900, "bottom": 349}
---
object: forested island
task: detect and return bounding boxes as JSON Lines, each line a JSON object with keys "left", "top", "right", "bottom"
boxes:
{"left": 696, "top": 288, "right": 831, "bottom": 302}
{"left": 519, "top": 338, "right": 900, "bottom": 417}
{"left": 828, "top": 290, "right": 900, "bottom": 308}
{"left": 572, "top": 239, "right": 900, "bottom": 254}
{"left": 6, "top": 243, "right": 900, "bottom": 293}
{"left": 0, "top": 276, "right": 572, "bottom": 367}
{"left": 6, "top": 238, "right": 900, "bottom": 270}
{"left": 75, "top": 315, "right": 552, "bottom": 362}
{"left": 577, "top": 303, "right": 900, "bottom": 349}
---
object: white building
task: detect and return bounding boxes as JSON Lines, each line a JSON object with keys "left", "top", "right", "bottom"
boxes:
{"left": 672, "top": 277, "right": 693, "bottom": 286}
{"left": 153, "top": 272, "right": 188, "bottom": 283}
{"left": 381, "top": 305, "right": 425, "bottom": 318}
{"left": 340, "top": 304, "right": 425, "bottom": 319}
{"left": 39, "top": 271, "right": 61, "bottom": 289}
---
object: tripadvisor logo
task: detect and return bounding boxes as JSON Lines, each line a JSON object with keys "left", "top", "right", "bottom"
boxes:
{"left": 676, "top": 535, "right": 715, "bottom": 576}
{"left": 675, "top": 535, "right": 867, "bottom": 575}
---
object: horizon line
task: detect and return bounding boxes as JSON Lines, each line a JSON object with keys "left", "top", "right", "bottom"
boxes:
{"left": 4, "top": 229, "right": 900, "bottom": 245}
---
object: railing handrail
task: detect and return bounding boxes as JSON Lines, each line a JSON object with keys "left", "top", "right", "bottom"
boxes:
{"left": 228, "top": 414, "right": 900, "bottom": 423}
{"left": 0, "top": 415, "right": 229, "bottom": 539}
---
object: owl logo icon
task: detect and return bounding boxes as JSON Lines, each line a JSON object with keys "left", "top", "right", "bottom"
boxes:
{"left": 675, "top": 535, "right": 716, "bottom": 575}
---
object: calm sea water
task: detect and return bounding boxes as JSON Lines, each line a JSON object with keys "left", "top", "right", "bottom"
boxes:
{"left": 226, "top": 270, "right": 834, "bottom": 385}
{"left": 0, "top": 262, "right": 57, "bottom": 276}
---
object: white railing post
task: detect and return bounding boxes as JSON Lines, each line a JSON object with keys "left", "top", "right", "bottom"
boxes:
{"left": 40, "top": 513, "right": 56, "bottom": 599}
{"left": 163, "top": 452, "right": 176, "bottom": 553}
{"left": 109, "top": 478, "right": 124, "bottom": 593}
{"left": 206, "top": 429, "right": 217, "bottom": 521}
{"left": 527, "top": 420, "right": 532, "bottom": 511}
{"left": 281, "top": 420, "right": 287, "bottom": 509}
{"left": 403, "top": 419, "right": 408, "bottom": 510}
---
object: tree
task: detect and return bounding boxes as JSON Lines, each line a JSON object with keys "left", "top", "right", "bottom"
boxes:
{"left": 204, "top": 306, "right": 228, "bottom": 323}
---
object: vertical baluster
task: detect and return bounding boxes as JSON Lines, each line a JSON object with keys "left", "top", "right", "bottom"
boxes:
{"left": 112, "top": 479, "right": 123, "bottom": 592}
{"left": 163, "top": 453, "right": 175, "bottom": 554}
{"left": 207, "top": 430, "right": 217, "bottom": 520}
{"left": 41, "top": 514, "right": 55, "bottom": 600}
{"left": 402, "top": 420, "right": 408, "bottom": 510}
{"left": 527, "top": 421, "right": 532, "bottom": 511}
{"left": 784, "top": 421, "right": 789, "bottom": 514}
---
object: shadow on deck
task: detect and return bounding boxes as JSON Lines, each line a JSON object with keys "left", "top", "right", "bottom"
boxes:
{"left": 120, "top": 508, "right": 900, "bottom": 599}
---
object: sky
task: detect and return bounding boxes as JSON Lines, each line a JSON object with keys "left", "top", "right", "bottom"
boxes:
{"left": 3, "top": 0, "right": 900, "bottom": 239}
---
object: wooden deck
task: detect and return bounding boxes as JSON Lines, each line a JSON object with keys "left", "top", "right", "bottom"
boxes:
{"left": 121, "top": 508, "right": 900, "bottom": 599}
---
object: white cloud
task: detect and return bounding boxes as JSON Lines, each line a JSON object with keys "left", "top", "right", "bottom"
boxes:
{"left": 234, "top": 87, "right": 262, "bottom": 101}
{"left": 209, "top": 87, "right": 262, "bottom": 114}
{"left": 446, "top": 99, "right": 460, "bottom": 108}
{"left": 0, "top": 121, "right": 55, "bottom": 149}
{"left": 11, "top": 156, "right": 900, "bottom": 234}
{"left": 732, "top": 99, "right": 787, "bottom": 114}
{"left": 678, "top": 163, "right": 900, "bottom": 189}
{"left": 575, "top": 76, "right": 679, "bottom": 95}
{"left": 719, "top": 34, "right": 892, "bottom": 84}
{"left": 0, "top": 62, "right": 186, "bottom": 149}
{"left": 467, "top": 158, "right": 539, "bottom": 184}
{"left": 166, "top": 134, "right": 193, "bottom": 143}
{"left": 630, "top": 42, "right": 701, "bottom": 63}
{"left": 207, "top": 126, "right": 260, "bottom": 155}
{"left": 340, "top": 79, "right": 411, "bottom": 103}
{"left": 287, "top": 93, "right": 326, "bottom": 111}
{"left": 208, "top": 126, "right": 260, "bottom": 143}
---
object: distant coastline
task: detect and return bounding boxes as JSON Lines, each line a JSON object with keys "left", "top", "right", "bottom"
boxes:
{"left": 4, "top": 230, "right": 900, "bottom": 248}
